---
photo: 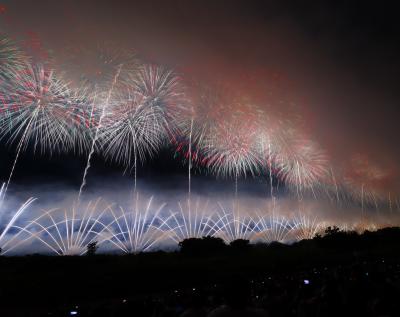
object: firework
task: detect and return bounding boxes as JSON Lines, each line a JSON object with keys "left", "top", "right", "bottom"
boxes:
{"left": 274, "top": 135, "right": 330, "bottom": 198}
{"left": 0, "top": 185, "right": 36, "bottom": 255}
{"left": 210, "top": 203, "right": 258, "bottom": 243}
{"left": 161, "top": 198, "right": 215, "bottom": 243}
{"left": 0, "top": 34, "right": 28, "bottom": 76}
{"left": 51, "top": 43, "right": 140, "bottom": 89}
{"left": 253, "top": 212, "right": 295, "bottom": 244}
{"left": 96, "top": 64, "right": 185, "bottom": 192}
{"left": 0, "top": 63, "right": 92, "bottom": 154}
{"left": 96, "top": 193, "right": 168, "bottom": 254}
{"left": 99, "top": 71, "right": 169, "bottom": 168}
{"left": 78, "top": 65, "right": 123, "bottom": 199}
{"left": 131, "top": 64, "right": 185, "bottom": 134}
{"left": 350, "top": 219, "right": 379, "bottom": 234}
{"left": 292, "top": 214, "right": 323, "bottom": 240}
{"left": 172, "top": 83, "right": 230, "bottom": 163}
{"left": 25, "top": 200, "right": 109, "bottom": 255}
{"left": 203, "top": 111, "right": 262, "bottom": 183}
{"left": 341, "top": 156, "right": 391, "bottom": 211}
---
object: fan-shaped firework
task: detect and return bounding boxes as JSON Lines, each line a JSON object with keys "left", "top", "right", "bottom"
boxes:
{"left": 210, "top": 203, "right": 258, "bottom": 243}
{"left": 0, "top": 34, "right": 28, "bottom": 76}
{"left": 292, "top": 214, "right": 323, "bottom": 240}
{"left": 96, "top": 194, "right": 168, "bottom": 254}
{"left": 0, "top": 185, "right": 36, "bottom": 255}
{"left": 0, "top": 63, "right": 92, "bottom": 154}
{"left": 25, "top": 200, "right": 108, "bottom": 255}
{"left": 161, "top": 198, "right": 215, "bottom": 243}
{"left": 253, "top": 213, "right": 295, "bottom": 244}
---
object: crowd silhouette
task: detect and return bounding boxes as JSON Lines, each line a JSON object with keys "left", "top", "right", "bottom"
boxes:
{"left": 0, "top": 227, "right": 399, "bottom": 316}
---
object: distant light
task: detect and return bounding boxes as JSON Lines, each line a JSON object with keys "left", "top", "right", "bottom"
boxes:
{"left": 70, "top": 311, "right": 78, "bottom": 316}
{"left": 303, "top": 279, "right": 310, "bottom": 285}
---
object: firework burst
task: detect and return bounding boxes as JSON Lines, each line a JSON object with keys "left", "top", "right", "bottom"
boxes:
{"left": 0, "top": 63, "right": 92, "bottom": 154}
{"left": 274, "top": 135, "right": 330, "bottom": 197}
{"left": 341, "top": 156, "right": 392, "bottom": 211}
{"left": 0, "top": 34, "right": 28, "bottom": 76}
{"left": 99, "top": 74, "right": 168, "bottom": 168}
{"left": 203, "top": 108, "right": 262, "bottom": 181}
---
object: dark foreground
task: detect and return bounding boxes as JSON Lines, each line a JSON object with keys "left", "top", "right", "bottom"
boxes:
{"left": 1, "top": 227, "right": 400, "bottom": 317}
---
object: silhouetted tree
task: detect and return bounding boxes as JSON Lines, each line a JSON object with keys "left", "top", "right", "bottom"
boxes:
{"left": 325, "top": 226, "right": 341, "bottom": 236}
{"left": 230, "top": 239, "right": 251, "bottom": 251}
{"left": 179, "top": 236, "right": 227, "bottom": 256}
{"left": 86, "top": 241, "right": 98, "bottom": 256}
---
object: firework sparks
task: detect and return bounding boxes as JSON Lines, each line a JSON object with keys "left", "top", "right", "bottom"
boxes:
{"left": 253, "top": 212, "right": 295, "bottom": 244}
{"left": 292, "top": 214, "right": 323, "bottom": 240}
{"left": 210, "top": 203, "right": 258, "bottom": 243}
{"left": 0, "top": 34, "right": 28, "bottom": 76}
{"left": 51, "top": 43, "right": 140, "bottom": 89}
{"left": 0, "top": 63, "right": 92, "bottom": 154}
{"left": 25, "top": 200, "right": 109, "bottom": 255}
{"left": 274, "top": 135, "right": 330, "bottom": 198}
{"left": 96, "top": 193, "right": 168, "bottom": 254}
{"left": 203, "top": 110, "right": 262, "bottom": 182}
{"left": 162, "top": 198, "right": 215, "bottom": 243}
{"left": 0, "top": 185, "right": 36, "bottom": 255}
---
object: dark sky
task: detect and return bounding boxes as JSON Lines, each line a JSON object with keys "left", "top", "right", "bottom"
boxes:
{"left": 1, "top": 0, "right": 400, "bottom": 195}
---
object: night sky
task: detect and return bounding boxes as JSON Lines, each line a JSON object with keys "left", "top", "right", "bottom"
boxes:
{"left": 1, "top": 0, "right": 400, "bottom": 218}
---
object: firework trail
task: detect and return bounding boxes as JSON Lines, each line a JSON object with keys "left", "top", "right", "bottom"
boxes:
{"left": 96, "top": 193, "right": 168, "bottom": 254}
{"left": 172, "top": 83, "right": 229, "bottom": 213}
{"left": 78, "top": 65, "right": 122, "bottom": 200}
{"left": 0, "top": 63, "right": 91, "bottom": 196}
{"left": 255, "top": 112, "right": 288, "bottom": 211}
{"left": 188, "top": 117, "right": 194, "bottom": 198}
{"left": 0, "top": 183, "right": 5, "bottom": 210}
{"left": 25, "top": 199, "right": 109, "bottom": 255}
